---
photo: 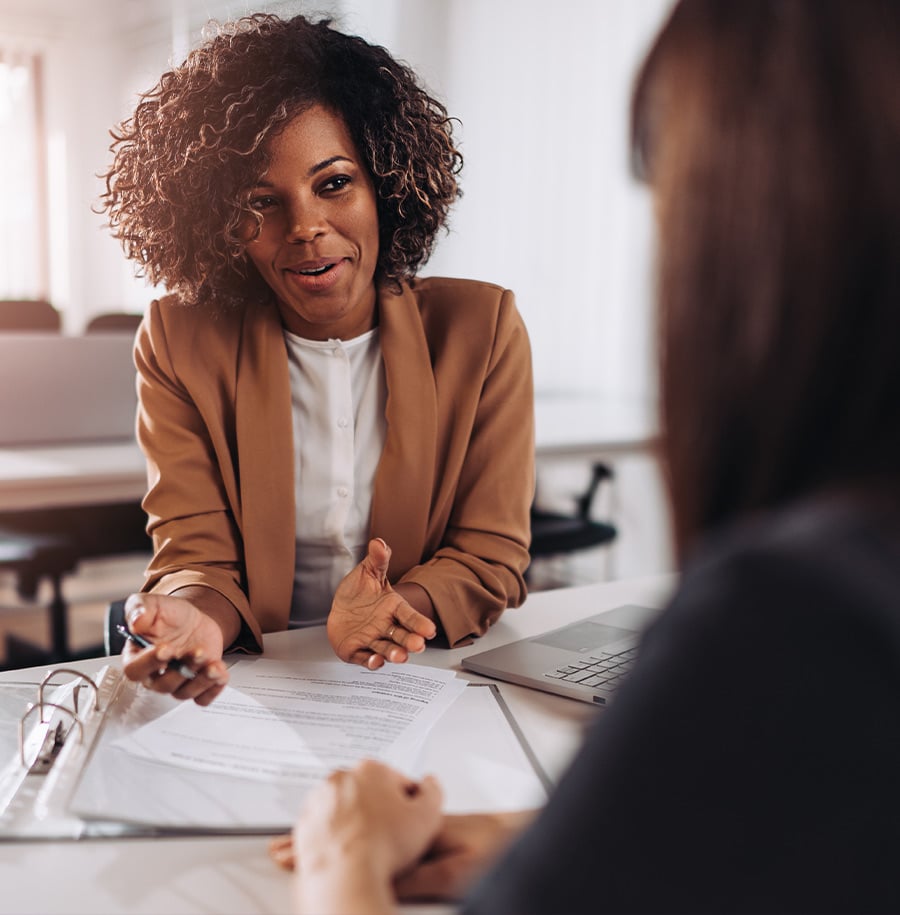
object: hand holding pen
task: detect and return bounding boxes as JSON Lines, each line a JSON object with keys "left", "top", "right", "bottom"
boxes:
{"left": 116, "top": 624, "right": 198, "bottom": 680}
{"left": 119, "top": 593, "right": 230, "bottom": 707}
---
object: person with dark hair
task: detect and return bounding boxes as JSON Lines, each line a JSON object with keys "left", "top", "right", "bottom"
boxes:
{"left": 101, "top": 13, "right": 533, "bottom": 705}
{"left": 272, "top": 1, "right": 900, "bottom": 911}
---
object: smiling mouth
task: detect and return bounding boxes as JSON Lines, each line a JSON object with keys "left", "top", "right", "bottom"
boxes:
{"left": 286, "top": 258, "right": 341, "bottom": 276}
{"left": 291, "top": 263, "right": 335, "bottom": 276}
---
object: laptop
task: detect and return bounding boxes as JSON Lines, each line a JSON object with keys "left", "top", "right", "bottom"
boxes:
{"left": 461, "top": 603, "right": 662, "bottom": 705}
{"left": 0, "top": 333, "right": 138, "bottom": 446}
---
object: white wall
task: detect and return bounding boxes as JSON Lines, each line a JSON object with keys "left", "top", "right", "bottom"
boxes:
{"left": 332, "top": 0, "right": 670, "bottom": 398}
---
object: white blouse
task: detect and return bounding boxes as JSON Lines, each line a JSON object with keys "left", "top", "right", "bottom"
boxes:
{"left": 283, "top": 327, "right": 387, "bottom": 626}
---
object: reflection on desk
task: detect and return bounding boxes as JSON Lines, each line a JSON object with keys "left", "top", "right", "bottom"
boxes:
{"left": 0, "top": 574, "right": 674, "bottom": 915}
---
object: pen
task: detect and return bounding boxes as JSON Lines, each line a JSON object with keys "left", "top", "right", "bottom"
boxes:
{"left": 115, "top": 624, "right": 198, "bottom": 680}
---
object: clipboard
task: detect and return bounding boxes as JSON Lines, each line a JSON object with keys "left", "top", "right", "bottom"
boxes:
{"left": 0, "top": 663, "right": 550, "bottom": 841}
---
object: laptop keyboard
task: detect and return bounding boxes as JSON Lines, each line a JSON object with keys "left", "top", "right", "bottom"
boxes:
{"left": 543, "top": 646, "right": 638, "bottom": 691}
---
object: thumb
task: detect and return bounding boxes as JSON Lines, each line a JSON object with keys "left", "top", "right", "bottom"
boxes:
{"left": 416, "top": 774, "right": 444, "bottom": 813}
{"left": 364, "top": 537, "right": 392, "bottom": 584}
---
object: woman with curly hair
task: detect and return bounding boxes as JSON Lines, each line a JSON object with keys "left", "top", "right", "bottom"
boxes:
{"left": 102, "top": 13, "right": 534, "bottom": 705}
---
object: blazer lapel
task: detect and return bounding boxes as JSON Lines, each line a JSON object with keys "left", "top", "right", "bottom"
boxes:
{"left": 371, "top": 282, "right": 438, "bottom": 580}
{"left": 235, "top": 302, "right": 296, "bottom": 630}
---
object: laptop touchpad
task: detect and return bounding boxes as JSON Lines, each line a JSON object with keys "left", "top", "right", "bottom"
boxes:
{"left": 533, "top": 621, "right": 634, "bottom": 653}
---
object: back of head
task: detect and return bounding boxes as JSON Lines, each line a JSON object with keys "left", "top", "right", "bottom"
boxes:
{"left": 632, "top": 0, "right": 900, "bottom": 557}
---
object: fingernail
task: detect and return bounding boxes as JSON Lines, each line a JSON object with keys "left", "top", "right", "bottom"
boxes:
{"left": 126, "top": 603, "right": 145, "bottom": 625}
{"left": 374, "top": 537, "right": 388, "bottom": 550}
{"left": 206, "top": 665, "right": 223, "bottom": 680}
{"left": 193, "top": 650, "right": 205, "bottom": 664}
{"left": 156, "top": 645, "right": 172, "bottom": 662}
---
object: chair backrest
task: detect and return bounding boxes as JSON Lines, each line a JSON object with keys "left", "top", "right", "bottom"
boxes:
{"left": 105, "top": 599, "right": 128, "bottom": 656}
{"left": 0, "top": 299, "right": 60, "bottom": 331}
{"left": 85, "top": 312, "right": 143, "bottom": 333}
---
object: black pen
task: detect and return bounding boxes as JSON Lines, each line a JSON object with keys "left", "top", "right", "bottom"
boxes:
{"left": 115, "top": 624, "right": 198, "bottom": 680}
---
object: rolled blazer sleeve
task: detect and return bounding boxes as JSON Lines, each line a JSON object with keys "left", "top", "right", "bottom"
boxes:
{"left": 134, "top": 299, "right": 263, "bottom": 650}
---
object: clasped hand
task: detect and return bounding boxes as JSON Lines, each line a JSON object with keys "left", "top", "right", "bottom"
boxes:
{"left": 269, "top": 759, "right": 532, "bottom": 909}
{"left": 328, "top": 538, "right": 437, "bottom": 669}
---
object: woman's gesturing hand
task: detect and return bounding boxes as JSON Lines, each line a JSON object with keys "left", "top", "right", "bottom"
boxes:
{"left": 328, "top": 538, "right": 437, "bottom": 669}
{"left": 120, "top": 592, "right": 230, "bottom": 706}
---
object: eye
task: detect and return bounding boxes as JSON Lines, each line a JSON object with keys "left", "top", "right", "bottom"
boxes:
{"left": 248, "top": 194, "right": 278, "bottom": 212}
{"left": 320, "top": 174, "right": 351, "bottom": 194}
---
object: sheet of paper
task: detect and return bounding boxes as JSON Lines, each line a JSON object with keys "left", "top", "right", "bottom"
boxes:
{"left": 64, "top": 678, "right": 548, "bottom": 831}
{"left": 113, "top": 658, "right": 466, "bottom": 785}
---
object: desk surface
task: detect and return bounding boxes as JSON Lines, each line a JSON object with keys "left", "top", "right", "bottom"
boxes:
{"left": 0, "top": 441, "right": 146, "bottom": 512}
{"left": 533, "top": 391, "right": 658, "bottom": 459}
{"left": 0, "top": 574, "right": 674, "bottom": 915}
{"left": 0, "top": 393, "right": 657, "bottom": 513}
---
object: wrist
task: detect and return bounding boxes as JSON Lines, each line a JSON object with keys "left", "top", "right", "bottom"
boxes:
{"left": 170, "top": 585, "right": 241, "bottom": 651}
{"left": 295, "top": 845, "right": 395, "bottom": 915}
{"left": 393, "top": 581, "right": 436, "bottom": 623}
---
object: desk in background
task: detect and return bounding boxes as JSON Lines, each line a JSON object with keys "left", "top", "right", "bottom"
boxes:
{"left": 534, "top": 391, "right": 658, "bottom": 459}
{"left": 0, "top": 391, "right": 656, "bottom": 513}
{"left": 0, "top": 442, "right": 146, "bottom": 512}
{"left": 0, "top": 442, "right": 149, "bottom": 665}
{"left": 0, "top": 574, "right": 674, "bottom": 915}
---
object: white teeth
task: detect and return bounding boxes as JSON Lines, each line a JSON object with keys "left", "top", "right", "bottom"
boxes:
{"left": 297, "top": 264, "right": 331, "bottom": 276}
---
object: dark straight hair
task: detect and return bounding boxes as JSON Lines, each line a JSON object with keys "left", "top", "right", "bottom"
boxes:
{"left": 631, "top": 0, "right": 900, "bottom": 560}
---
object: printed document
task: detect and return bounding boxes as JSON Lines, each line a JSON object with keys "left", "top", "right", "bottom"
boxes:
{"left": 113, "top": 658, "right": 467, "bottom": 785}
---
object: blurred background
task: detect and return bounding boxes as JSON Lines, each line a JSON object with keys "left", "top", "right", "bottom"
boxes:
{"left": 0, "top": 0, "right": 675, "bottom": 666}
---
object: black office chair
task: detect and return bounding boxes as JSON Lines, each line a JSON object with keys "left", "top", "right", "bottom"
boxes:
{"left": 105, "top": 598, "right": 128, "bottom": 656}
{"left": 85, "top": 312, "right": 143, "bottom": 333}
{"left": 0, "top": 299, "right": 61, "bottom": 331}
{"left": 527, "top": 461, "right": 618, "bottom": 588}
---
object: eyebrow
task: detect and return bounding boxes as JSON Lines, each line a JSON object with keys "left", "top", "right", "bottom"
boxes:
{"left": 252, "top": 156, "right": 355, "bottom": 188}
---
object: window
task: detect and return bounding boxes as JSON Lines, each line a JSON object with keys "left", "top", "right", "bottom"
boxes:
{"left": 0, "top": 47, "right": 47, "bottom": 299}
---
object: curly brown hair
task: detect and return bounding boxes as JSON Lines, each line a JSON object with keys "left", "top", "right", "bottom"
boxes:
{"left": 101, "top": 13, "right": 462, "bottom": 308}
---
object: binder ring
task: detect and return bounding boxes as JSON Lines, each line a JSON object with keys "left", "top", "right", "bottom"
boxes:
{"left": 38, "top": 669, "right": 99, "bottom": 718}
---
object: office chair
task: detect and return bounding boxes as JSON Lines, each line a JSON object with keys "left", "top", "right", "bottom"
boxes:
{"left": 0, "top": 528, "right": 80, "bottom": 668}
{"left": 105, "top": 598, "right": 128, "bottom": 655}
{"left": 527, "top": 461, "right": 618, "bottom": 587}
{"left": 0, "top": 299, "right": 61, "bottom": 331}
{"left": 85, "top": 312, "right": 143, "bottom": 333}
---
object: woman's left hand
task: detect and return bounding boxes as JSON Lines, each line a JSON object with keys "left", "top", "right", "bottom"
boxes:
{"left": 328, "top": 538, "right": 437, "bottom": 669}
{"left": 281, "top": 760, "right": 444, "bottom": 915}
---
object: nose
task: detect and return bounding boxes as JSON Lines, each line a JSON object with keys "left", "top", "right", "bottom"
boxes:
{"left": 284, "top": 197, "right": 326, "bottom": 244}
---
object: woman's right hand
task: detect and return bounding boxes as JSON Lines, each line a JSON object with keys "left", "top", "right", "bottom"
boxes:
{"left": 121, "top": 592, "right": 230, "bottom": 706}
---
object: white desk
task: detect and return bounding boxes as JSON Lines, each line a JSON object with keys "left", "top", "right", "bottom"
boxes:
{"left": 533, "top": 391, "right": 658, "bottom": 459}
{"left": 0, "top": 574, "right": 674, "bottom": 915}
{"left": 0, "top": 442, "right": 146, "bottom": 512}
{"left": 0, "top": 393, "right": 656, "bottom": 514}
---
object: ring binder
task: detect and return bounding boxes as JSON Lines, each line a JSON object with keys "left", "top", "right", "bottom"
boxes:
{"left": 18, "top": 669, "right": 100, "bottom": 773}
{"left": 0, "top": 664, "right": 129, "bottom": 840}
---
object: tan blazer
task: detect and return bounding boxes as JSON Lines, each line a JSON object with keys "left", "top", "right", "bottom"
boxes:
{"left": 135, "top": 276, "right": 534, "bottom": 649}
